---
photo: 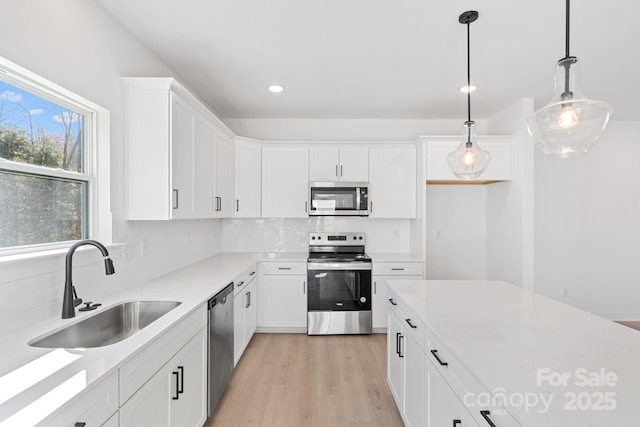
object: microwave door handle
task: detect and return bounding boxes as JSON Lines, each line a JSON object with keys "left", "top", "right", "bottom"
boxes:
{"left": 356, "top": 188, "right": 361, "bottom": 211}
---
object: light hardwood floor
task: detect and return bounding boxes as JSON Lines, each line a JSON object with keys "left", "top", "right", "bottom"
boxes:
{"left": 204, "top": 333, "right": 404, "bottom": 427}
{"left": 617, "top": 321, "right": 640, "bottom": 332}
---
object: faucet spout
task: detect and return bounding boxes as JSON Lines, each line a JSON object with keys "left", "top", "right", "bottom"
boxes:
{"left": 62, "top": 240, "right": 115, "bottom": 319}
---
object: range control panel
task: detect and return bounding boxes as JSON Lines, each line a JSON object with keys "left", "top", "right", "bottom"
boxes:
{"left": 309, "top": 232, "right": 366, "bottom": 246}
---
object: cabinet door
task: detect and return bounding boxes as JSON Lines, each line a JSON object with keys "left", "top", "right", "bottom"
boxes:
{"left": 372, "top": 276, "right": 422, "bottom": 329}
{"left": 120, "top": 363, "right": 171, "bottom": 427}
{"left": 339, "top": 146, "right": 368, "bottom": 182}
{"left": 387, "top": 309, "right": 404, "bottom": 407}
{"left": 170, "top": 92, "right": 196, "bottom": 219}
{"left": 261, "top": 275, "right": 307, "bottom": 328}
{"left": 194, "top": 117, "right": 217, "bottom": 218}
{"left": 309, "top": 146, "right": 339, "bottom": 181}
{"left": 262, "top": 147, "right": 309, "bottom": 218}
{"left": 234, "top": 140, "right": 261, "bottom": 217}
{"left": 369, "top": 147, "right": 416, "bottom": 218}
{"left": 404, "top": 332, "right": 426, "bottom": 427}
{"left": 428, "top": 360, "right": 480, "bottom": 427}
{"left": 245, "top": 279, "right": 258, "bottom": 344}
{"left": 215, "top": 132, "right": 233, "bottom": 218}
{"left": 170, "top": 328, "right": 207, "bottom": 427}
{"left": 233, "top": 290, "right": 246, "bottom": 366}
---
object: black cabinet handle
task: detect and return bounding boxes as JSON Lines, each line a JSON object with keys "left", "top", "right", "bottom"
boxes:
{"left": 249, "top": 271, "right": 256, "bottom": 276}
{"left": 391, "top": 268, "right": 405, "bottom": 271}
{"left": 178, "top": 366, "right": 184, "bottom": 395}
{"left": 279, "top": 267, "right": 292, "bottom": 270}
{"left": 395, "top": 332, "right": 401, "bottom": 355}
{"left": 173, "top": 189, "right": 179, "bottom": 209}
{"left": 246, "top": 291, "right": 251, "bottom": 308}
{"left": 480, "top": 410, "right": 496, "bottom": 426}
{"left": 430, "top": 349, "right": 448, "bottom": 366}
{"left": 75, "top": 423, "right": 86, "bottom": 427}
{"left": 398, "top": 335, "right": 404, "bottom": 358}
{"left": 405, "top": 318, "right": 417, "bottom": 329}
{"left": 388, "top": 298, "right": 397, "bottom": 306}
{"left": 172, "top": 371, "right": 180, "bottom": 400}
{"left": 236, "top": 199, "right": 239, "bottom": 212}
{"left": 453, "top": 421, "right": 461, "bottom": 427}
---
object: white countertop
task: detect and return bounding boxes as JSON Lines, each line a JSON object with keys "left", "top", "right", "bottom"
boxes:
{"left": 387, "top": 279, "right": 640, "bottom": 426}
{"left": 0, "top": 252, "right": 260, "bottom": 425}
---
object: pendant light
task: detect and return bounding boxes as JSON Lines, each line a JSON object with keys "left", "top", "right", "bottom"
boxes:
{"left": 447, "top": 11, "right": 491, "bottom": 180}
{"left": 526, "top": 0, "right": 612, "bottom": 158}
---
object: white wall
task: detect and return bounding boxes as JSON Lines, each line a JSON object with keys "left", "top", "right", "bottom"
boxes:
{"left": 0, "top": 0, "right": 221, "bottom": 337}
{"left": 424, "top": 185, "right": 487, "bottom": 279}
{"left": 534, "top": 121, "right": 640, "bottom": 320}
{"left": 486, "top": 99, "right": 535, "bottom": 289}
{"left": 222, "top": 218, "right": 411, "bottom": 253}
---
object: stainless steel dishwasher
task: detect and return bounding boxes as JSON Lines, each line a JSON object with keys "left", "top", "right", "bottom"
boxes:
{"left": 207, "top": 282, "right": 234, "bottom": 417}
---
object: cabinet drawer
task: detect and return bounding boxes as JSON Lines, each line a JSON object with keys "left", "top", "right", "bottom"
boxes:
{"left": 36, "top": 371, "right": 118, "bottom": 427}
{"left": 427, "top": 330, "right": 521, "bottom": 427}
{"left": 372, "top": 262, "right": 423, "bottom": 276}
{"left": 233, "top": 263, "right": 258, "bottom": 296}
{"left": 388, "top": 288, "right": 426, "bottom": 345}
{"left": 261, "top": 261, "right": 306, "bottom": 275}
{"left": 119, "top": 304, "right": 207, "bottom": 405}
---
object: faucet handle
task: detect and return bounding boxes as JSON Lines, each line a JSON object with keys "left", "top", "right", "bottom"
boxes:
{"left": 78, "top": 302, "right": 102, "bottom": 312}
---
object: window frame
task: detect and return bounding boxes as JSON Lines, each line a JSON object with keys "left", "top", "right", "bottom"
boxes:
{"left": 0, "top": 56, "right": 111, "bottom": 255}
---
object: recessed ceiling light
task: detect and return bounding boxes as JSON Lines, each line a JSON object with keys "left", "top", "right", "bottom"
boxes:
{"left": 268, "top": 85, "right": 284, "bottom": 93}
{"left": 459, "top": 84, "right": 477, "bottom": 93}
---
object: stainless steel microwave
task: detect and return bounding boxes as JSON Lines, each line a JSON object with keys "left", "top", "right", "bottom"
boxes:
{"left": 308, "top": 182, "right": 369, "bottom": 216}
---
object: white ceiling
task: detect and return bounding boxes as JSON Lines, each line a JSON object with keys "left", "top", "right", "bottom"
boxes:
{"left": 96, "top": 0, "right": 639, "bottom": 120}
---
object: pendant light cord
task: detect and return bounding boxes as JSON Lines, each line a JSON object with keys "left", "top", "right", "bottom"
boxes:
{"left": 565, "top": 0, "right": 570, "bottom": 58}
{"left": 562, "top": 0, "right": 572, "bottom": 98}
{"left": 467, "top": 19, "right": 471, "bottom": 124}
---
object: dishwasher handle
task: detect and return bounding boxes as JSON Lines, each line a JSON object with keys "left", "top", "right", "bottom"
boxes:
{"left": 208, "top": 282, "right": 234, "bottom": 309}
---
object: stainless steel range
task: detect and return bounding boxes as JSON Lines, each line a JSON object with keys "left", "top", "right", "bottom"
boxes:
{"left": 307, "top": 232, "right": 372, "bottom": 335}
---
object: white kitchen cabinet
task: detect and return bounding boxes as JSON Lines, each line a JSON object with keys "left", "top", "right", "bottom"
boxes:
{"left": 369, "top": 146, "right": 416, "bottom": 218}
{"left": 120, "top": 327, "right": 207, "bottom": 427}
{"left": 215, "top": 131, "right": 234, "bottom": 217}
{"left": 262, "top": 146, "right": 309, "bottom": 218}
{"left": 123, "top": 77, "right": 234, "bottom": 220}
{"left": 428, "top": 359, "right": 480, "bottom": 427}
{"left": 309, "top": 146, "right": 368, "bottom": 182}
{"left": 35, "top": 371, "right": 118, "bottom": 427}
{"left": 387, "top": 297, "right": 426, "bottom": 427}
{"left": 260, "top": 261, "right": 307, "bottom": 330}
{"left": 425, "top": 136, "right": 512, "bottom": 183}
{"left": 234, "top": 269, "right": 258, "bottom": 365}
{"left": 194, "top": 117, "right": 217, "bottom": 217}
{"left": 234, "top": 138, "right": 262, "bottom": 217}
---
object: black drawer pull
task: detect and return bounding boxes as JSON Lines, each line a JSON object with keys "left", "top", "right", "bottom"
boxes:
{"left": 398, "top": 335, "right": 404, "bottom": 358}
{"left": 391, "top": 268, "right": 405, "bottom": 271}
{"left": 480, "top": 410, "right": 497, "bottom": 427}
{"left": 430, "top": 349, "right": 448, "bottom": 366}
{"left": 405, "top": 318, "right": 417, "bottom": 329}
{"left": 249, "top": 271, "right": 256, "bottom": 276}
{"left": 388, "top": 298, "right": 397, "bottom": 306}
{"left": 278, "top": 267, "right": 292, "bottom": 270}
{"left": 75, "top": 423, "right": 86, "bottom": 427}
{"left": 453, "top": 421, "right": 461, "bottom": 427}
{"left": 172, "top": 371, "right": 180, "bottom": 400}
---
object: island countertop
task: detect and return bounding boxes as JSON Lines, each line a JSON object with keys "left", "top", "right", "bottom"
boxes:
{"left": 386, "top": 279, "right": 640, "bottom": 426}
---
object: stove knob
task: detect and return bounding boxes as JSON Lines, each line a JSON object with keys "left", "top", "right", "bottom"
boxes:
{"left": 359, "top": 236, "right": 363, "bottom": 240}
{"left": 360, "top": 297, "right": 367, "bottom": 303}
{"left": 318, "top": 236, "right": 322, "bottom": 240}
{"left": 311, "top": 236, "right": 315, "bottom": 240}
{"left": 353, "top": 236, "right": 357, "bottom": 240}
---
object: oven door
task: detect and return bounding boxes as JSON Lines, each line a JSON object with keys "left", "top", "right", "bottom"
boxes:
{"left": 307, "top": 262, "right": 372, "bottom": 311}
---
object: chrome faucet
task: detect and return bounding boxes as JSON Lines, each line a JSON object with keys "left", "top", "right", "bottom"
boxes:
{"left": 62, "top": 240, "right": 115, "bottom": 319}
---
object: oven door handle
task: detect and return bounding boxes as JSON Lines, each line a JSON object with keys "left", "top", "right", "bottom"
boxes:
{"left": 307, "top": 262, "right": 372, "bottom": 271}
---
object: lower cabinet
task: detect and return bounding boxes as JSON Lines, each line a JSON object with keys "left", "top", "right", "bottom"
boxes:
{"left": 120, "top": 327, "right": 207, "bottom": 427}
{"left": 259, "top": 261, "right": 307, "bottom": 330}
{"left": 234, "top": 276, "right": 257, "bottom": 365}
{"left": 372, "top": 262, "right": 423, "bottom": 330}
{"left": 428, "top": 359, "right": 480, "bottom": 426}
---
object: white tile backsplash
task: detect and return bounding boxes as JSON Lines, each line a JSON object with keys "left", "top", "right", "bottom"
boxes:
{"left": 222, "top": 217, "right": 411, "bottom": 253}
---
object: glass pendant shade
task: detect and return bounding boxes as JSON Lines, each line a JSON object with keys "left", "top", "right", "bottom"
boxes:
{"left": 527, "top": 57, "right": 613, "bottom": 158}
{"left": 447, "top": 121, "right": 491, "bottom": 179}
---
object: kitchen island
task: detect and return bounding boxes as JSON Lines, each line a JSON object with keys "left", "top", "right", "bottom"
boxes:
{"left": 386, "top": 279, "right": 640, "bottom": 426}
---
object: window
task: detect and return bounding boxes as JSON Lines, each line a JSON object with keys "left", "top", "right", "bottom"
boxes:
{"left": 0, "top": 57, "right": 110, "bottom": 253}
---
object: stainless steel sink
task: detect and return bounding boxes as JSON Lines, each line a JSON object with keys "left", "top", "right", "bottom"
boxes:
{"left": 29, "top": 301, "right": 182, "bottom": 348}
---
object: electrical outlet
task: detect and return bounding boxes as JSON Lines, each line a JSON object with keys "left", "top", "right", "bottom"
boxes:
{"left": 140, "top": 239, "right": 149, "bottom": 257}
{"left": 561, "top": 288, "right": 569, "bottom": 298}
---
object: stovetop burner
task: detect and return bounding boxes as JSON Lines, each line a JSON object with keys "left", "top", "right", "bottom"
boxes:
{"left": 307, "top": 232, "right": 369, "bottom": 263}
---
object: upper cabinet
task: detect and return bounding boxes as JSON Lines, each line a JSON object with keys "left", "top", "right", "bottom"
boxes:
{"left": 262, "top": 146, "right": 309, "bottom": 218}
{"left": 423, "top": 136, "right": 512, "bottom": 183}
{"left": 309, "top": 146, "right": 368, "bottom": 182}
{"left": 234, "top": 138, "right": 262, "bottom": 218}
{"left": 123, "top": 77, "right": 234, "bottom": 220}
{"left": 369, "top": 146, "right": 416, "bottom": 218}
